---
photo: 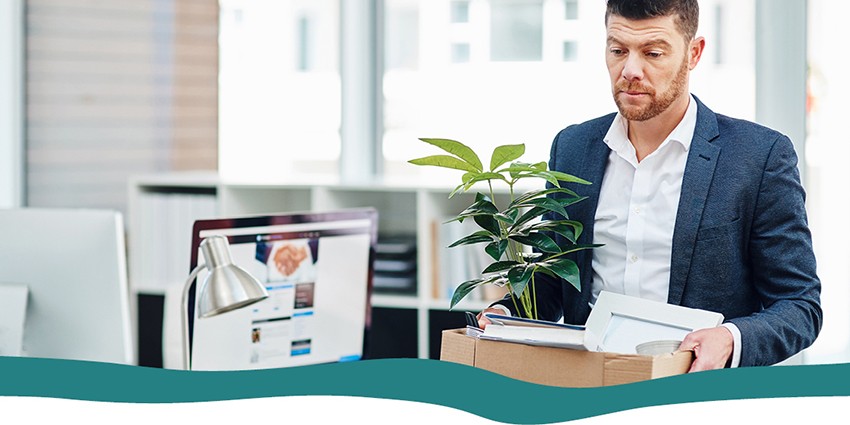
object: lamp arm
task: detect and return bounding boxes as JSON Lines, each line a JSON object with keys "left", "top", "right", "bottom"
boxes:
{"left": 182, "top": 263, "right": 205, "bottom": 371}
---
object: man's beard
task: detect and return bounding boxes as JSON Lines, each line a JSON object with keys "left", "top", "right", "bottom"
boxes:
{"left": 614, "top": 58, "right": 689, "bottom": 122}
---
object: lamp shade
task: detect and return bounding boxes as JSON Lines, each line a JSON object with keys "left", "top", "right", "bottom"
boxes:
{"left": 197, "top": 235, "right": 268, "bottom": 318}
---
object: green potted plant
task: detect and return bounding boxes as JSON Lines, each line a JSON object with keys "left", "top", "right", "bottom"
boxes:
{"left": 409, "top": 138, "right": 599, "bottom": 320}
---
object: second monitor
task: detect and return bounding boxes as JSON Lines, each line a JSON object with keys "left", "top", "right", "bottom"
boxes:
{"left": 187, "top": 208, "right": 377, "bottom": 371}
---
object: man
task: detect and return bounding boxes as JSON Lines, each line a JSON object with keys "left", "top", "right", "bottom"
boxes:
{"left": 478, "top": 0, "right": 822, "bottom": 371}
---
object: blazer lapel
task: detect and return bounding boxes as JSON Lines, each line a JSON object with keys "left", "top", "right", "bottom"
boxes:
{"left": 668, "top": 98, "right": 721, "bottom": 306}
{"left": 576, "top": 121, "right": 613, "bottom": 307}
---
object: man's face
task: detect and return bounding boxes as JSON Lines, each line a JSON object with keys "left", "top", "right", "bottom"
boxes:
{"left": 605, "top": 14, "right": 698, "bottom": 121}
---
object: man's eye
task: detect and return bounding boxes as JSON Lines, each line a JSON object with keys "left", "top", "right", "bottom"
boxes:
{"left": 646, "top": 51, "right": 663, "bottom": 58}
{"left": 610, "top": 48, "right": 625, "bottom": 55}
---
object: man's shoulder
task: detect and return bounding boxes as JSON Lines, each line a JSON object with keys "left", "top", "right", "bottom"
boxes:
{"left": 696, "top": 99, "right": 789, "bottom": 148}
{"left": 713, "top": 112, "right": 786, "bottom": 140}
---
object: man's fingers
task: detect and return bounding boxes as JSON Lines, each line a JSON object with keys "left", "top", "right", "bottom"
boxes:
{"left": 680, "top": 327, "right": 734, "bottom": 372}
{"left": 677, "top": 334, "right": 699, "bottom": 352}
{"left": 476, "top": 308, "right": 502, "bottom": 329}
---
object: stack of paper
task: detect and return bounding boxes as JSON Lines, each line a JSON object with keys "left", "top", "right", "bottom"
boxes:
{"left": 480, "top": 314, "right": 590, "bottom": 350}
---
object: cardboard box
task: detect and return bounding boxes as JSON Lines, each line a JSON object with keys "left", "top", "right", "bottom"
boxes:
{"left": 440, "top": 328, "right": 694, "bottom": 387}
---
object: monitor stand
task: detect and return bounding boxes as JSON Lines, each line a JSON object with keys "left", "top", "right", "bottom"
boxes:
{"left": 0, "top": 283, "right": 28, "bottom": 356}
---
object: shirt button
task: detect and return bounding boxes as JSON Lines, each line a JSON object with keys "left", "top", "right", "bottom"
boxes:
{"left": 634, "top": 206, "right": 641, "bottom": 214}
{"left": 630, "top": 255, "right": 638, "bottom": 263}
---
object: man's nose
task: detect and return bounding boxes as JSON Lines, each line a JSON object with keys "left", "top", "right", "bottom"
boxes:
{"left": 621, "top": 53, "right": 644, "bottom": 81}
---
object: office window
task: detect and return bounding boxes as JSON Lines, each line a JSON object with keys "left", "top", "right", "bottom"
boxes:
{"left": 382, "top": 0, "right": 612, "bottom": 178}
{"left": 296, "top": 15, "right": 313, "bottom": 71}
{"left": 564, "top": 0, "right": 578, "bottom": 20}
{"left": 382, "top": 0, "right": 755, "bottom": 182}
{"left": 713, "top": 4, "right": 724, "bottom": 65}
{"left": 490, "top": 0, "right": 543, "bottom": 62}
{"left": 218, "top": 0, "right": 340, "bottom": 180}
{"left": 386, "top": 2, "right": 419, "bottom": 71}
{"left": 803, "top": 0, "right": 850, "bottom": 365}
{"left": 451, "top": 43, "right": 471, "bottom": 63}
{"left": 687, "top": 0, "right": 754, "bottom": 121}
{"left": 450, "top": 0, "right": 470, "bottom": 23}
{"left": 562, "top": 40, "right": 577, "bottom": 62}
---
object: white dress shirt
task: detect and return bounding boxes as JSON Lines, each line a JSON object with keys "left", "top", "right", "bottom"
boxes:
{"left": 590, "top": 98, "right": 695, "bottom": 305}
{"left": 591, "top": 95, "right": 741, "bottom": 367}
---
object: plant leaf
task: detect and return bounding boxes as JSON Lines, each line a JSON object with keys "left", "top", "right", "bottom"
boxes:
{"left": 515, "top": 197, "right": 569, "bottom": 219}
{"left": 490, "top": 144, "right": 525, "bottom": 171}
{"left": 524, "top": 220, "right": 584, "bottom": 243}
{"left": 474, "top": 214, "right": 502, "bottom": 237}
{"left": 458, "top": 197, "right": 499, "bottom": 217}
{"left": 496, "top": 165, "right": 536, "bottom": 174}
{"left": 483, "top": 260, "right": 520, "bottom": 273}
{"left": 474, "top": 192, "right": 492, "bottom": 203}
{"left": 531, "top": 161, "right": 547, "bottom": 170}
{"left": 547, "top": 170, "right": 592, "bottom": 185}
{"left": 484, "top": 239, "right": 508, "bottom": 261}
{"left": 527, "top": 170, "right": 561, "bottom": 187}
{"left": 418, "top": 138, "right": 483, "bottom": 171}
{"left": 507, "top": 265, "right": 534, "bottom": 298}
{"left": 409, "top": 155, "right": 480, "bottom": 173}
{"left": 448, "top": 231, "right": 495, "bottom": 248}
{"left": 450, "top": 278, "right": 486, "bottom": 309}
{"left": 461, "top": 172, "right": 509, "bottom": 191}
{"left": 556, "top": 195, "right": 589, "bottom": 209}
{"left": 540, "top": 258, "right": 581, "bottom": 291}
{"left": 497, "top": 161, "right": 547, "bottom": 173}
{"left": 509, "top": 232, "right": 561, "bottom": 253}
{"left": 448, "top": 182, "right": 467, "bottom": 199}
{"left": 509, "top": 206, "right": 547, "bottom": 231}
{"left": 494, "top": 213, "right": 514, "bottom": 224}
{"left": 556, "top": 243, "right": 604, "bottom": 255}
{"left": 510, "top": 187, "right": 579, "bottom": 207}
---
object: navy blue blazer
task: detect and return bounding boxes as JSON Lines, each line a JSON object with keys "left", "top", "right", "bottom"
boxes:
{"left": 496, "top": 97, "right": 822, "bottom": 367}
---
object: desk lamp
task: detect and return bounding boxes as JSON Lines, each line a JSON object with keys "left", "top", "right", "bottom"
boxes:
{"left": 182, "top": 235, "right": 269, "bottom": 370}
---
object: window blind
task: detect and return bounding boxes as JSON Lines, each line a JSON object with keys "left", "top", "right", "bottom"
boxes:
{"left": 26, "top": 0, "right": 218, "bottom": 213}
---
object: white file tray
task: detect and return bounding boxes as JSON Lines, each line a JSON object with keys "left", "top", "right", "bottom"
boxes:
{"left": 583, "top": 291, "right": 725, "bottom": 355}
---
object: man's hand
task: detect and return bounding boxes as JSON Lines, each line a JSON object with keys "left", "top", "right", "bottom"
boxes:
{"left": 678, "top": 326, "right": 734, "bottom": 372}
{"left": 476, "top": 307, "right": 505, "bottom": 329}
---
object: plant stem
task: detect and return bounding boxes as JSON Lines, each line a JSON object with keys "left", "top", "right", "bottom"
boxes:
{"left": 532, "top": 271, "right": 538, "bottom": 320}
{"left": 488, "top": 181, "right": 496, "bottom": 209}
{"left": 507, "top": 282, "right": 521, "bottom": 316}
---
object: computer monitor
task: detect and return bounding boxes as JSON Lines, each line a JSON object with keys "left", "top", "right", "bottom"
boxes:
{"left": 0, "top": 208, "right": 134, "bottom": 364}
{"left": 187, "top": 208, "right": 377, "bottom": 371}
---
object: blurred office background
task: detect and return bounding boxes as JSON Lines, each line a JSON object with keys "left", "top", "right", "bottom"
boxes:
{"left": 0, "top": 0, "right": 845, "bottom": 365}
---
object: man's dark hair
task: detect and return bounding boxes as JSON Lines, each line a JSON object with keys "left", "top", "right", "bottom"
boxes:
{"left": 606, "top": 0, "right": 699, "bottom": 41}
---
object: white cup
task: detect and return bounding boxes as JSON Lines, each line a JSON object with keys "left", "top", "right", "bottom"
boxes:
{"left": 635, "top": 340, "right": 682, "bottom": 356}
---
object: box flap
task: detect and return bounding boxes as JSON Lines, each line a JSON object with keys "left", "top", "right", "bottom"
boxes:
{"left": 440, "top": 329, "right": 476, "bottom": 366}
{"left": 651, "top": 350, "right": 694, "bottom": 379}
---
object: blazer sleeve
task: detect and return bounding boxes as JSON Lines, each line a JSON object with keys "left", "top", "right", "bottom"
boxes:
{"left": 728, "top": 134, "right": 822, "bottom": 366}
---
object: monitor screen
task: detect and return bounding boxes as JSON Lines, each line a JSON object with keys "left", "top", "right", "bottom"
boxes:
{"left": 188, "top": 208, "right": 377, "bottom": 371}
{"left": 0, "top": 208, "right": 134, "bottom": 364}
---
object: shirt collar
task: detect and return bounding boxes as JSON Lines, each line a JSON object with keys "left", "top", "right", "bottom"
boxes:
{"left": 603, "top": 94, "right": 698, "bottom": 155}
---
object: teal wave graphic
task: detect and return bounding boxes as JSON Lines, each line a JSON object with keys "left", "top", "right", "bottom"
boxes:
{"left": 1, "top": 356, "right": 848, "bottom": 424}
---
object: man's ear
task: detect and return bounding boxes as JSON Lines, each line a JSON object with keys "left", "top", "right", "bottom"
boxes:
{"left": 689, "top": 36, "right": 706, "bottom": 70}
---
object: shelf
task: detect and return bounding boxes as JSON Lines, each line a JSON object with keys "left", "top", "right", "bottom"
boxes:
{"left": 127, "top": 172, "right": 527, "bottom": 361}
{"left": 370, "top": 294, "right": 421, "bottom": 309}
